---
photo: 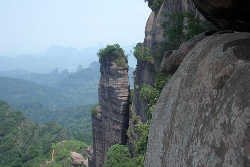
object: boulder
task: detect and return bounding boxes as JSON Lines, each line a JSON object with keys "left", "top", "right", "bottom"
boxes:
{"left": 193, "top": 0, "right": 250, "bottom": 31}
{"left": 144, "top": 32, "right": 250, "bottom": 167}
{"left": 160, "top": 33, "right": 206, "bottom": 74}
{"left": 71, "top": 152, "right": 86, "bottom": 166}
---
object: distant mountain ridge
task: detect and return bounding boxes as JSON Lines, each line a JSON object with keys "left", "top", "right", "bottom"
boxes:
{"left": 0, "top": 46, "right": 99, "bottom": 73}
{"left": 0, "top": 45, "right": 137, "bottom": 73}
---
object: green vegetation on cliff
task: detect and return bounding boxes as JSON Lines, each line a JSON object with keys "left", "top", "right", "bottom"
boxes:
{"left": 104, "top": 145, "right": 135, "bottom": 167}
{"left": 162, "top": 12, "right": 211, "bottom": 50}
{"left": 140, "top": 73, "right": 168, "bottom": 119}
{"left": 134, "top": 43, "right": 153, "bottom": 64}
{"left": 144, "top": 0, "right": 164, "bottom": 11}
{"left": 98, "top": 44, "right": 128, "bottom": 68}
{"left": 91, "top": 104, "right": 99, "bottom": 117}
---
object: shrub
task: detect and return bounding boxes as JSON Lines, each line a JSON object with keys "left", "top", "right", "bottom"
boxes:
{"left": 139, "top": 73, "right": 168, "bottom": 119}
{"left": 134, "top": 43, "right": 153, "bottom": 63}
{"left": 98, "top": 44, "right": 128, "bottom": 68}
{"left": 104, "top": 145, "right": 135, "bottom": 167}
{"left": 154, "top": 73, "right": 169, "bottom": 91}
{"left": 140, "top": 84, "right": 159, "bottom": 106}
{"left": 134, "top": 121, "right": 150, "bottom": 156}
{"left": 162, "top": 12, "right": 210, "bottom": 50}
{"left": 144, "top": 0, "right": 164, "bottom": 11}
{"left": 91, "top": 105, "right": 98, "bottom": 117}
{"left": 126, "top": 119, "right": 150, "bottom": 167}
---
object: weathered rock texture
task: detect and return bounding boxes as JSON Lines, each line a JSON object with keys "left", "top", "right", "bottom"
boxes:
{"left": 91, "top": 59, "right": 130, "bottom": 167}
{"left": 144, "top": 32, "right": 250, "bottom": 167}
{"left": 193, "top": 0, "right": 250, "bottom": 31}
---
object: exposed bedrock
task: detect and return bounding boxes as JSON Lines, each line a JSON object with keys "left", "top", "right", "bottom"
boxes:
{"left": 144, "top": 32, "right": 250, "bottom": 167}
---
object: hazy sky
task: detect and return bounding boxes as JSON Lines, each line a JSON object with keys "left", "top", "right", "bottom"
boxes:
{"left": 0, "top": 0, "right": 151, "bottom": 55}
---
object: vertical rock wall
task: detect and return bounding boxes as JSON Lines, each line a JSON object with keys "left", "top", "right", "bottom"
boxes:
{"left": 132, "top": 0, "right": 201, "bottom": 122}
{"left": 91, "top": 58, "right": 130, "bottom": 167}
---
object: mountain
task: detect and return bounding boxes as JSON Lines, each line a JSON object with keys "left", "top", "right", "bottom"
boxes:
{"left": 0, "top": 100, "right": 69, "bottom": 167}
{"left": 0, "top": 62, "right": 100, "bottom": 109}
{"left": 0, "top": 46, "right": 99, "bottom": 73}
{"left": 0, "top": 77, "right": 77, "bottom": 109}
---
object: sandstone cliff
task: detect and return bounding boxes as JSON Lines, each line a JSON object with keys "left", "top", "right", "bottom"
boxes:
{"left": 90, "top": 1, "right": 250, "bottom": 166}
{"left": 91, "top": 45, "right": 130, "bottom": 167}
{"left": 145, "top": 32, "right": 250, "bottom": 167}
{"left": 132, "top": 0, "right": 204, "bottom": 122}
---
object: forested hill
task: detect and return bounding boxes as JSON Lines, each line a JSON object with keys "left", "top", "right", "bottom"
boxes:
{"left": 0, "top": 77, "right": 71, "bottom": 109}
{"left": 0, "top": 100, "right": 69, "bottom": 167}
{"left": 0, "top": 61, "right": 101, "bottom": 109}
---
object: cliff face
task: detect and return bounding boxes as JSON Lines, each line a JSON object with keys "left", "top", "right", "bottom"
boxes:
{"left": 91, "top": 52, "right": 130, "bottom": 167}
{"left": 145, "top": 0, "right": 201, "bottom": 52}
{"left": 145, "top": 32, "right": 250, "bottom": 167}
{"left": 89, "top": 0, "right": 250, "bottom": 167}
{"left": 127, "top": 0, "right": 207, "bottom": 156}
{"left": 133, "top": 1, "right": 250, "bottom": 167}
{"left": 132, "top": 0, "right": 202, "bottom": 123}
